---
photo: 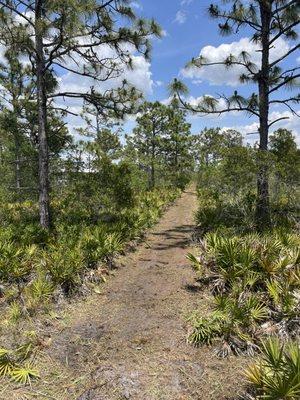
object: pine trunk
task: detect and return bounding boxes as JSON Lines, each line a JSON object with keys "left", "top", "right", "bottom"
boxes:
{"left": 255, "top": 1, "right": 272, "bottom": 231}
{"left": 35, "top": 1, "right": 50, "bottom": 229}
{"left": 150, "top": 124, "right": 155, "bottom": 189}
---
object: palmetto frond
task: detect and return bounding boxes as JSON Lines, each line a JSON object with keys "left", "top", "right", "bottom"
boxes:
{"left": 186, "top": 252, "right": 202, "bottom": 272}
{"left": 10, "top": 364, "right": 39, "bottom": 385}
{"left": 245, "top": 337, "right": 300, "bottom": 399}
{"left": 0, "top": 346, "right": 39, "bottom": 385}
{"left": 0, "top": 349, "right": 14, "bottom": 378}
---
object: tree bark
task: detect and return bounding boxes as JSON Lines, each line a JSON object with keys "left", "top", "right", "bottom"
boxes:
{"left": 12, "top": 99, "right": 21, "bottom": 192}
{"left": 255, "top": 1, "right": 272, "bottom": 231}
{"left": 35, "top": 0, "right": 50, "bottom": 229}
{"left": 150, "top": 122, "right": 155, "bottom": 189}
{"left": 14, "top": 135, "right": 21, "bottom": 191}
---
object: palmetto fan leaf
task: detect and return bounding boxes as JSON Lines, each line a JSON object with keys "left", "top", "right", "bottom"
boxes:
{"left": 103, "top": 232, "right": 124, "bottom": 254}
{"left": 245, "top": 337, "right": 300, "bottom": 398}
{"left": 0, "top": 347, "right": 39, "bottom": 384}
{"left": 267, "top": 279, "right": 281, "bottom": 305}
{"left": 244, "top": 362, "right": 264, "bottom": 387}
{"left": 261, "top": 373, "right": 300, "bottom": 400}
{"left": 285, "top": 342, "right": 300, "bottom": 376}
{"left": 186, "top": 252, "right": 202, "bottom": 272}
{"left": 0, "top": 349, "right": 14, "bottom": 377}
{"left": 248, "top": 302, "right": 269, "bottom": 323}
{"left": 188, "top": 315, "right": 221, "bottom": 345}
{"left": 10, "top": 364, "right": 39, "bottom": 385}
{"left": 261, "top": 337, "right": 285, "bottom": 371}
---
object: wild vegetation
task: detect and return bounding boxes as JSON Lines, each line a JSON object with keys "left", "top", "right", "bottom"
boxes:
{"left": 0, "top": 1, "right": 298, "bottom": 399}
{"left": 187, "top": 127, "right": 300, "bottom": 399}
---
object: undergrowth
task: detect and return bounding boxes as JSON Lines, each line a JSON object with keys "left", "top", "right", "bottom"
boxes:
{"left": 0, "top": 187, "right": 180, "bottom": 324}
{"left": 187, "top": 186, "right": 300, "bottom": 399}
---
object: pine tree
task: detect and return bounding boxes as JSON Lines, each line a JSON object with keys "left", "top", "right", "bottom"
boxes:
{"left": 128, "top": 101, "right": 169, "bottom": 189}
{"left": 170, "top": 0, "right": 299, "bottom": 230}
{"left": 164, "top": 99, "right": 193, "bottom": 187}
{"left": 0, "top": 0, "right": 161, "bottom": 228}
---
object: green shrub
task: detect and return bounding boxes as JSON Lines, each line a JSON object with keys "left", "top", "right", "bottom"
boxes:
{"left": 245, "top": 337, "right": 300, "bottom": 400}
{"left": 187, "top": 231, "right": 300, "bottom": 356}
{"left": 0, "top": 242, "right": 38, "bottom": 283}
{"left": 0, "top": 186, "right": 180, "bottom": 313}
{"left": 44, "top": 245, "right": 84, "bottom": 293}
{"left": 0, "top": 340, "right": 39, "bottom": 385}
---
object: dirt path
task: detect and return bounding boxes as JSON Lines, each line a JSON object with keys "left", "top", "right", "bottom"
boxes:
{"left": 6, "top": 188, "right": 246, "bottom": 400}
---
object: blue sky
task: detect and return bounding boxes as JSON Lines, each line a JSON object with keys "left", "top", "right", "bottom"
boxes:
{"left": 125, "top": 0, "right": 300, "bottom": 144}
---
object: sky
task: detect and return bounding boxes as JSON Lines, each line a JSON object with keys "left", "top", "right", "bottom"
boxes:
{"left": 117, "top": 0, "right": 300, "bottom": 145}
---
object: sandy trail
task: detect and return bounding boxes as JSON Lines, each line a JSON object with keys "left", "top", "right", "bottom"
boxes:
{"left": 6, "top": 188, "right": 246, "bottom": 400}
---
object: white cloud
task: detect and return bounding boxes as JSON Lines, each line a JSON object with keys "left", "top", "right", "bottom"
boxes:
{"left": 174, "top": 10, "right": 187, "bottom": 24}
{"left": 56, "top": 42, "right": 153, "bottom": 97}
{"left": 130, "top": 1, "right": 143, "bottom": 10}
{"left": 192, "top": 79, "right": 202, "bottom": 85}
{"left": 223, "top": 109, "right": 300, "bottom": 146}
{"left": 181, "top": 37, "right": 290, "bottom": 86}
{"left": 180, "top": 0, "right": 193, "bottom": 5}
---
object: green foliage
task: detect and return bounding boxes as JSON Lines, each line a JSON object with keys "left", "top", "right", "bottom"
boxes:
{"left": 194, "top": 127, "right": 299, "bottom": 233}
{"left": 0, "top": 340, "right": 39, "bottom": 385}
{"left": 44, "top": 245, "right": 84, "bottom": 292}
{"left": 245, "top": 337, "right": 300, "bottom": 400}
{"left": 0, "top": 184, "right": 181, "bottom": 316}
{"left": 125, "top": 101, "right": 194, "bottom": 190}
{"left": 0, "top": 242, "right": 38, "bottom": 282}
{"left": 187, "top": 230, "right": 300, "bottom": 356}
{"left": 10, "top": 365, "right": 39, "bottom": 385}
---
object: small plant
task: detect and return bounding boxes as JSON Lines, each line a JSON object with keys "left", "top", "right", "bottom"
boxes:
{"left": 10, "top": 364, "right": 39, "bottom": 385}
{"left": 0, "top": 242, "right": 38, "bottom": 283}
{"left": 0, "top": 341, "right": 39, "bottom": 385}
{"left": 188, "top": 294, "right": 268, "bottom": 357}
{"left": 7, "top": 301, "right": 23, "bottom": 324}
{"left": 45, "top": 245, "right": 84, "bottom": 293}
{"left": 24, "top": 271, "right": 54, "bottom": 313}
{"left": 186, "top": 253, "right": 202, "bottom": 272}
{"left": 102, "top": 232, "right": 124, "bottom": 267}
{"left": 245, "top": 337, "right": 300, "bottom": 400}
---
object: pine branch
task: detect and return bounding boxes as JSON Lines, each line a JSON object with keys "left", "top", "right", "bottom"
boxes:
{"left": 208, "top": 9, "right": 261, "bottom": 31}
{"left": 190, "top": 58, "right": 257, "bottom": 75}
{"left": 271, "top": 0, "right": 299, "bottom": 16}
{"left": 268, "top": 117, "right": 290, "bottom": 128}
{"left": 0, "top": 0, "right": 34, "bottom": 27}
{"left": 269, "top": 44, "right": 300, "bottom": 67}
{"left": 269, "top": 73, "right": 300, "bottom": 94}
{"left": 269, "top": 20, "right": 300, "bottom": 45}
{"left": 270, "top": 97, "right": 300, "bottom": 116}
